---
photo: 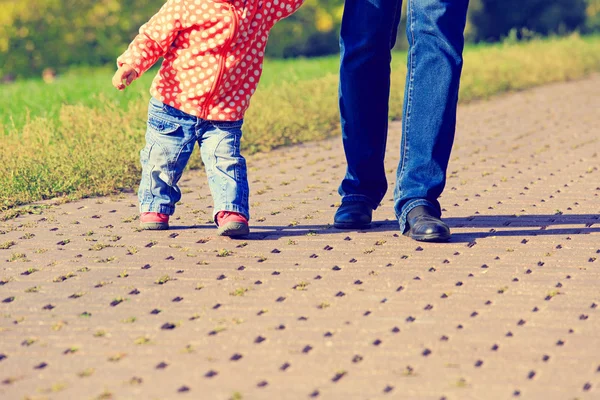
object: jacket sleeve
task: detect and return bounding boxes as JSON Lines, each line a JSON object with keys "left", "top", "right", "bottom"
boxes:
{"left": 269, "top": 0, "right": 305, "bottom": 24}
{"left": 117, "top": 0, "right": 189, "bottom": 76}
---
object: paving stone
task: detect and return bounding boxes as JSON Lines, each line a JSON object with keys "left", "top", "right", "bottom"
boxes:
{"left": 1, "top": 76, "right": 599, "bottom": 399}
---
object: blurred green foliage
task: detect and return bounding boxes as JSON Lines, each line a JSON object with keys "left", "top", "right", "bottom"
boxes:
{"left": 586, "top": 0, "right": 600, "bottom": 31}
{"left": 0, "top": 0, "right": 598, "bottom": 78}
{"left": 267, "top": 0, "right": 343, "bottom": 57}
{"left": 0, "top": 0, "right": 165, "bottom": 78}
{"left": 468, "top": 0, "right": 589, "bottom": 41}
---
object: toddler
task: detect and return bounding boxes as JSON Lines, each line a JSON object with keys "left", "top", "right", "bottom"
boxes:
{"left": 112, "top": 0, "right": 303, "bottom": 236}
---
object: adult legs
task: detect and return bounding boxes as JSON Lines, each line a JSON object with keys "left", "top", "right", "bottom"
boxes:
{"left": 394, "top": 0, "right": 469, "bottom": 234}
{"left": 338, "top": 0, "right": 403, "bottom": 210}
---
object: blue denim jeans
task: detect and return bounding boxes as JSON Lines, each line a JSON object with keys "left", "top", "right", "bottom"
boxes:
{"left": 338, "top": 0, "right": 469, "bottom": 232}
{"left": 138, "top": 97, "right": 249, "bottom": 221}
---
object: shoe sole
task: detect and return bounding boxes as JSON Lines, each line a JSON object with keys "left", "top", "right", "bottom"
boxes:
{"left": 407, "top": 231, "right": 451, "bottom": 242}
{"left": 333, "top": 221, "right": 372, "bottom": 230}
{"left": 218, "top": 222, "right": 250, "bottom": 237}
{"left": 140, "top": 222, "right": 169, "bottom": 230}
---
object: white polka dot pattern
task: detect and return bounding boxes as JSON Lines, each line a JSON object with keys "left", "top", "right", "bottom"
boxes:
{"left": 117, "top": 0, "right": 304, "bottom": 121}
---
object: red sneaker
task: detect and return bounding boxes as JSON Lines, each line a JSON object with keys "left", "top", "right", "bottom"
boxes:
{"left": 140, "top": 212, "right": 169, "bottom": 230}
{"left": 216, "top": 211, "right": 249, "bottom": 237}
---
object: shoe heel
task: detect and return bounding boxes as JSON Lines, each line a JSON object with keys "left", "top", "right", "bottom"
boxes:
{"left": 217, "top": 222, "right": 249, "bottom": 237}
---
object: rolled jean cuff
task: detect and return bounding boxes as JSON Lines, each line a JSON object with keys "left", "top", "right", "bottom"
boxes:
{"left": 340, "top": 194, "right": 379, "bottom": 210}
{"left": 397, "top": 199, "right": 440, "bottom": 234}
{"left": 140, "top": 204, "right": 175, "bottom": 216}
{"left": 213, "top": 204, "right": 250, "bottom": 225}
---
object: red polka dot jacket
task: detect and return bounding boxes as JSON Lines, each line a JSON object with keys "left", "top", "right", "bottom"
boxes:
{"left": 117, "top": 0, "right": 303, "bottom": 121}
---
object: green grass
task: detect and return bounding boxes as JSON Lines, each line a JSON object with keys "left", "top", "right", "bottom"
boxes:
{"left": 1, "top": 34, "right": 600, "bottom": 213}
{"left": 1, "top": 57, "right": 343, "bottom": 132}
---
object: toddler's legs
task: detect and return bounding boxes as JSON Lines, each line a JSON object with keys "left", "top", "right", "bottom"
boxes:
{"left": 199, "top": 120, "right": 250, "bottom": 224}
{"left": 138, "top": 98, "right": 197, "bottom": 218}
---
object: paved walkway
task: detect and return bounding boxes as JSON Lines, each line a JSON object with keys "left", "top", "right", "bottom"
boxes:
{"left": 1, "top": 76, "right": 599, "bottom": 400}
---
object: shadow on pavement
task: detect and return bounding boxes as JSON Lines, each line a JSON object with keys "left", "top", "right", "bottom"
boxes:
{"left": 172, "top": 214, "right": 599, "bottom": 242}
{"left": 445, "top": 214, "right": 600, "bottom": 242}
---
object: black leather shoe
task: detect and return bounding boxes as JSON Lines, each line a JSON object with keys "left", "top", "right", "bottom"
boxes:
{"left": 333, "top": 202, "right": 373, "bottom": 229}
{"left": 404, "top": 206, "right": 451, "bottom": 242}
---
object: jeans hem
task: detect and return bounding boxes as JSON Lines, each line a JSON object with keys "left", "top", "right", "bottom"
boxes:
{"left": 396, "top": 199, "right": 439, "bottom": 234}
{"left": 140, "top": 205, "right": 175, "bottom": 216}
{"left": 340, "top": 195, "right": 379, "bottom": 210}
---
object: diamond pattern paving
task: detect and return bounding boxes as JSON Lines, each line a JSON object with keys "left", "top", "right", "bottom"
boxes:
{"left": 1, "top": 76, "right": 599, "bottom": 400}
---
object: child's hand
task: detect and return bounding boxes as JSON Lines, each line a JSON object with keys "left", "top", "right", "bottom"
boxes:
{"left": 112, "top": 64, "right": 138, "bottom": 90}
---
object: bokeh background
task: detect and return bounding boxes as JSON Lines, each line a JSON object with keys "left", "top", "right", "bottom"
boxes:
{"left": 1, "top": 0, "right": 599, "bottom": 79}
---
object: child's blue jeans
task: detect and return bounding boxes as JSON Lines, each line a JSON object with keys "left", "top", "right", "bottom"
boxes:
{"left": 138, "top": 97, "right": 249, "bottom": 221}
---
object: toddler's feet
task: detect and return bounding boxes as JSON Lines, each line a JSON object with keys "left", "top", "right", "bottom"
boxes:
{"left": 216, "top": 211, "right": 249, "bottom": 237}
{"left": 140, "top": 212, "right": 169, "bottom": 230}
